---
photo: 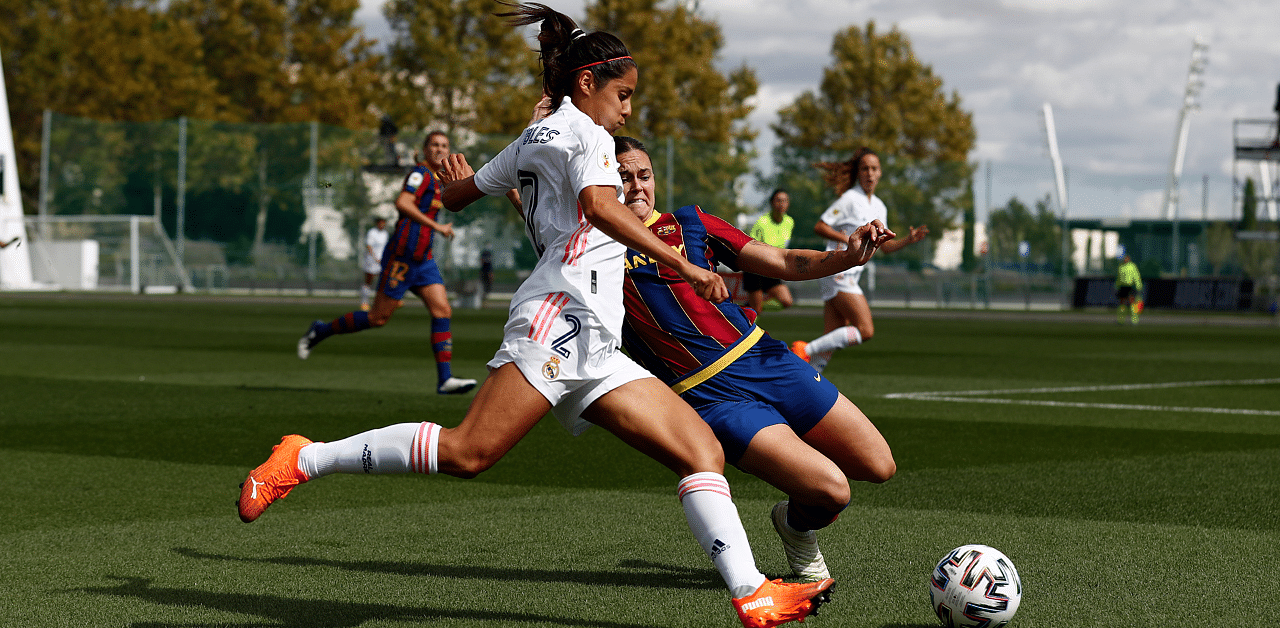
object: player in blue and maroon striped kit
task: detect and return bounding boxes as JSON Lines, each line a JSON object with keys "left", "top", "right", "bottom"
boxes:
{"left": 297, "top": 131, "right": 476, "bottom": 395}
{"left": 614, "top": 136, "right": 898, "bottom": 584}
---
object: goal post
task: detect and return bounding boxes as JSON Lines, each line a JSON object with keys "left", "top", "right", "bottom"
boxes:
{"left": 24, "top": 214, "right": 191, "bottom": 293}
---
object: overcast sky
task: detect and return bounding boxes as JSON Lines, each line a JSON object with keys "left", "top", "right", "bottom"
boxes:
{"left": 356, "top": 0, "right": 1280, "bottom": 221}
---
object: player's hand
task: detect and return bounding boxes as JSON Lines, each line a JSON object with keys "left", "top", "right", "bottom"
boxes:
{"left": 438, "top": 154, "right": 475, "bottom": 185}
{"left": 843, "top": 220, "right": 895, "bottom": 266}
{"left": 905, "top": 224, "right": 930, "bottom": 243}
{"left": 678, "top": 264, "right": 729, "bottom": 303}
{"left": 437, "top": 223, "right": 456, "bottom": 239}
{"left": 528, "top": 95, "right": 554, "bottom": 126}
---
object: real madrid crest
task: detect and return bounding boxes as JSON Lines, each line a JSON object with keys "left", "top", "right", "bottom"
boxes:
{"left": 542, "top": 356, "right": 561, "bottom": 380}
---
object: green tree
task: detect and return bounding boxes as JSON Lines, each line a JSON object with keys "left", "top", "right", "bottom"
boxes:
{"left": 769, "top": 21, "right": 975, "bottom": 253}
{"left": 987, "top": 195, "right": 1064, "bottom": 269}
{"left": 2, "top": 0, "right": 380, "bottom": 219}
{"left": 382, "top": 0, "right": 540, "bottom": 137}
{"left": 1241, "top": 177, "right": 1257, "bottom": 229}
{"left": 960, "top": 175, "right": 977, "bottom": 272}
{"left": 586, "top": 0, "right": 759, "bottom": 218}
{"left": 1204, "top": 221, "right": 1236, "bottom": 275}
{"left": 1237, "top": 178, "right": 1277, "bottom": 280}
{"left": 0, "top": 0, "right": 223, "bottom": 212}
{"left": 170, "top": 0, "right": 382, "bottom": 127}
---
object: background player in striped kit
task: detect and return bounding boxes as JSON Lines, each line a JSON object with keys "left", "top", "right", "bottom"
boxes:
{"left": 613, "top": 136, "right": 897, "bottom": 584}
{"left": 295, "top": 131, "right": 477, "bottom": 395}
{"left": 791, "top": 148, "right": 929, "bottom": 373}
{"left": 240, "top": 6, "right": 831, "bottom": 626}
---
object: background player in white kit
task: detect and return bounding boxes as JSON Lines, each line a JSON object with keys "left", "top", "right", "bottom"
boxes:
{"left": 791, "top": 147, "right": 929, "bottom": 373}
{"left": 360, "top": 216, "right": 388, "bottom": 311}
{"left": 237, "top": 5, "right": 832, "bottom": 627}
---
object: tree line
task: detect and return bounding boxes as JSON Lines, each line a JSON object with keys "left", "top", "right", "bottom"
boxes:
{"left": 2, "top": 0, "right": 976, "bottom": 264}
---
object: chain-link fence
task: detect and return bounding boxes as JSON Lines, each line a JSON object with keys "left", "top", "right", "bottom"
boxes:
{"left": 23, "top": 111, "right": 1277, "bottom": 312}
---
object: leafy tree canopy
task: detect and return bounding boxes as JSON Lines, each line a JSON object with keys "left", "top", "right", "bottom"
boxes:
{"left": 768, "top": 21, "right": 975, "bottom": 253}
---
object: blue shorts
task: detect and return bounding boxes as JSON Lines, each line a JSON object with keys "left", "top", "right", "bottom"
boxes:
{"left": 378, "top": 256, "right": 443, "bottom": 301}
{"left": 679, "top": 334, "right": 840, "bottom": 465}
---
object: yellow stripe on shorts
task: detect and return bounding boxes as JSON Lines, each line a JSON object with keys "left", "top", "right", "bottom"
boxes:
{"left": 671, "top": 326, "right": 765, "bottom": 395}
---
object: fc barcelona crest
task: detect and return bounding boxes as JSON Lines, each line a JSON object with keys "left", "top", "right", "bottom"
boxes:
{"left": 657, "top": 225, "right": 676, "bottom": 236}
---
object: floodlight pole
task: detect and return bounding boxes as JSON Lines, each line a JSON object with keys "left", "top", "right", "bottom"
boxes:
{"left": 1161, "top": 38, "right": 1210, "bottom": 273}
{"left": 1042, "top": 103, "right": 1069, "bottom": 307}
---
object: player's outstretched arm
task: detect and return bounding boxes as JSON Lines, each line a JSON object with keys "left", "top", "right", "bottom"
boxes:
{"left": 579, "top": 185, "right": 728, "bottom": 303}
{"left": 739, "top": 220, "right": 894, "bottom": 281}
{"left": 880, "top": 224, "right": 929, "bottom": 254}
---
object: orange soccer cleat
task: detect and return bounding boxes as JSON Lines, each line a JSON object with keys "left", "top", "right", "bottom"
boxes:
{"left": 237, "top": 434, "right": 313, "bottom": 523}
{"left": 789, "top": 341, "right": 810, "bottom": 363}
{"left": 732, "top": 578, "right": 835, "bottom": 628}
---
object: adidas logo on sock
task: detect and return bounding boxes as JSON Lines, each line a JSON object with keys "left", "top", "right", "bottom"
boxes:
{"left": 710, "top": 539, "right": 730, "bottom": 557}
{"left": 741, "top": 596, "right": 775, "bottom": 611}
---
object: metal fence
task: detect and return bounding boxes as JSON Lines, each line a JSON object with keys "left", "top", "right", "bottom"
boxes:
{"left": 20, "top": 111, "right": 1279, "bottom": 312}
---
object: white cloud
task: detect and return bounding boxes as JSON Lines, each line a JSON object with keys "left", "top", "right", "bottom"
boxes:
{"left": 355, "top": 0, "right": 1275, "bottom": 219}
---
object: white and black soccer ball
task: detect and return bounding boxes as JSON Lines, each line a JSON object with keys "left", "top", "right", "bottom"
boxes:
{"left": 929, "top": 544, "right": 1022, "bottom": 628}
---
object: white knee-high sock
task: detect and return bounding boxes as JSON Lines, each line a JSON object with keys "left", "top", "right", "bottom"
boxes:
{"left": 806, "top": 326, "right": 862, "bottom": 356}
{"left": 297, "top": 422, "right": 441, "bottom": 478}
{"left": 677, "top": 472, "right": 767, "bottom": 598}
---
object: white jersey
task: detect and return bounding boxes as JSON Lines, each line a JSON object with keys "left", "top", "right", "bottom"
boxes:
{"left": 365, "top": 226, "right": 388, "bottom": 259}
{"left": 362, "top": 226, "right": 389, "bottom": 273}
{"left": 819, "top": 184, "right": 886, "bottom": 252}
{"left": 474, "top": 97, "right": 627, "bottom": 342}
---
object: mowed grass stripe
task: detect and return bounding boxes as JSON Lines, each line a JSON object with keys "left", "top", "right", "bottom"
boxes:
{"left": 1, "top": 296, "right": 1277, "bottom": 627}
{"left": 1, "top": 476, "right": 1272, "bottom": 627}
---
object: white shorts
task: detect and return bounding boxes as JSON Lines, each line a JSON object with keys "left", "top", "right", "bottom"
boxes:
{"left": 820, "top": 266, "right": 864, "bottom": 301}
{"left": 487, "top": 293, "right": 653, "bottom": 436}
{"left": 362, "top": 254, "right": 381, "bottom": 275}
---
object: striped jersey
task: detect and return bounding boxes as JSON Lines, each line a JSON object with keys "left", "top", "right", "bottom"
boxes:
{"left": 392, "top": 164, "right": 444, "bottom": 261}
{"left": 621, "top": 205, "right": 760, "bottom": 387}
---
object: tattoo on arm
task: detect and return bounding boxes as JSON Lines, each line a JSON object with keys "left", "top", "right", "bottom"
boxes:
{"left": 795, "top": 255, "right": 811, "bottom": 274}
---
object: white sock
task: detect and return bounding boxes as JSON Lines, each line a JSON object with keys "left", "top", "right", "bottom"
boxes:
{"left": 806, "top": 326, "right": 862, "bottom": 355}
{"left": 360, "top": 284, "right": 373, "bottom": 305}
{"left": 297, "top": 422, "right": 440, "bottom": 478}
{"left": 677, "top": 472, "right": 767, "bottom": 598}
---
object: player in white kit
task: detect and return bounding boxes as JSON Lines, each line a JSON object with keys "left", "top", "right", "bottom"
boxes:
{"left": 791, "top": 148, "right": 929, "bottom": 373}
{"left": 359, "top": 216, "right": 388, "bottom": 311}
{"left": 237, "top": 5, "right": 831, "bottom": 627}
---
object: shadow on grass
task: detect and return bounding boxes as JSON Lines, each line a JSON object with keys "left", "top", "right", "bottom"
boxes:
{"left": 82, "top": 575, "right": 666, "bottom": 628}
{"left": 174, "top": 547, "right": 721, "bottom": 590}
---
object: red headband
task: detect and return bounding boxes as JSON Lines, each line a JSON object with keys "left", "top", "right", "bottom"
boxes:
{"left": 570, "top": 56, "right": 633, "bottom": 74}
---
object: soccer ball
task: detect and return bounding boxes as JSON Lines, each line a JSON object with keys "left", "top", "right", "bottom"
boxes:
{"left": 929, "top": 544, "right": 1022, "bottom": 628}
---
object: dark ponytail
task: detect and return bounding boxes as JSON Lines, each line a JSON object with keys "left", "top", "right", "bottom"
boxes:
{"left": 497, "top": 2, "right": 637, "bottom": 110}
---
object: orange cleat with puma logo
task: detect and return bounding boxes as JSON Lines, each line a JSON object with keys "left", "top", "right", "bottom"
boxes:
{"left": 732, "top": 577, "right": 835, "bottom": 628}
{"left": 238, "top": 434, "right": 312, "bottom": 523}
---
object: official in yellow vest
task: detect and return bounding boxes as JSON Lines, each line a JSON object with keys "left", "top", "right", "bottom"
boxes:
{"left": 1115, "top": 255, "right": 1143, "bottom": 325}
{"left": 745, "top": 189, "right": 796, "bottom": 312}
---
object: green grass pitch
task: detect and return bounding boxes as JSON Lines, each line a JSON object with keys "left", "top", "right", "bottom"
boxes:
{"left": 1, "top": 295, "right": 1277, "bottom": 627}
